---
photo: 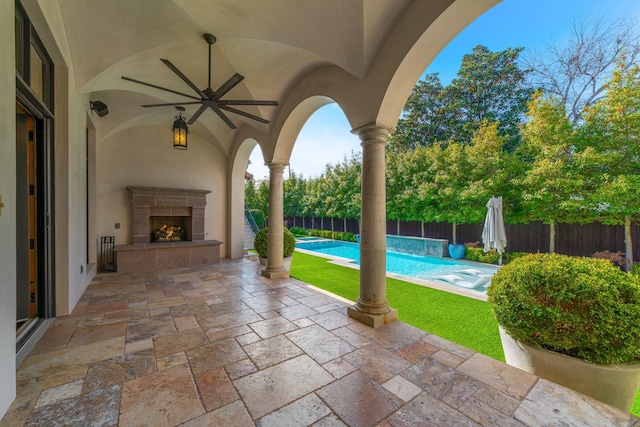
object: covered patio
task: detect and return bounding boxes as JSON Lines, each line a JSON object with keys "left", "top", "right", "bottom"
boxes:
{"left": 1, "top": 257, "right": 634, "bottom": 426}
{"left": 2, "top": 1, "right": 639, "bottom": 424}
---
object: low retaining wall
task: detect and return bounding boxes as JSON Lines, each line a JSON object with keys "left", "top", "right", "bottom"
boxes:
{"left": 386, "top": 235, "right": 449, "bottom": 257}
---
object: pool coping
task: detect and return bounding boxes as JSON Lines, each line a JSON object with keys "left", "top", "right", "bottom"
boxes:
{"left": 294, "top": 244, "right": 496, "bottom": 302}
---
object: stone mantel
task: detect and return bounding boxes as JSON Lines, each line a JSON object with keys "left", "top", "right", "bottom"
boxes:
{"left": 127, "top": 186, "right": 211, "bottom": 208}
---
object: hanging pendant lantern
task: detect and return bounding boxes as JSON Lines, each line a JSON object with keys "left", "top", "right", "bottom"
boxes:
{"left": 172, "top": 106, "right": 188, "bottom": 150}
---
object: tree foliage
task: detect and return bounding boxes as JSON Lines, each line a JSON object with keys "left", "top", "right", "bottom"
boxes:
{"left": 389, "top": 45, "right": 534, "bottom": 152}
{"left": 579, "top": 61, "right": 640, "bottom": 267}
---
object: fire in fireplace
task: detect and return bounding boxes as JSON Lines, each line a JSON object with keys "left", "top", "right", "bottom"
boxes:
{"left": 153, "top": 224, "right": 185, "bottom": 241}
{"left": 128, "top": 186, "right": 210, "bottom": 245}
{"left": 150, "top": 215, "right": 191, "bottom": 242}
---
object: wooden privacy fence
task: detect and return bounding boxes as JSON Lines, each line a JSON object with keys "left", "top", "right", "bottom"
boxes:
{"left": 286, "top": 216, "right": 640, "bottom": 260}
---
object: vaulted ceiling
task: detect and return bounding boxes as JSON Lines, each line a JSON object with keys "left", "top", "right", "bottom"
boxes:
{"left": 45, "top": 0, "right": 498, "bottom": 157}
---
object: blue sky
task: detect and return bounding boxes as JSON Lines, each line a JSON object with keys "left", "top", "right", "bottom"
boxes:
{"left": 248, "top": 0, "right": 640, "bottom": 181}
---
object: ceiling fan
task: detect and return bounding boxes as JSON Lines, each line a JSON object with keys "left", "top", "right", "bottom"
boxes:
{"left": 121, "top": 33, "right": 278, "bottom": 129}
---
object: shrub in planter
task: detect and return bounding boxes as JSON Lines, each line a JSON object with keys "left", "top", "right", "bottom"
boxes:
{"left": 488, "top": 253, "right": 640, "bottom": 365}
{"left": 254, "top": 227, "right": 296, "bottom": 259}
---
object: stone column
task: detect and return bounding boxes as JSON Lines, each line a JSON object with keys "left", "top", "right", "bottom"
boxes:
{"left": 263, "top": 162, "right": 290, "bottom": 279}
{"left": 348, "top": 122, "right": 398, "bottom": 327}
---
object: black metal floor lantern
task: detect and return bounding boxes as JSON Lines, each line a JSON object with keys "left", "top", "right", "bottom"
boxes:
{"left": 172, "top": 106, "right": 189, "bottom": 150}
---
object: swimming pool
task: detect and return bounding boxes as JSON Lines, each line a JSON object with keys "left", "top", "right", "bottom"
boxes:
{"left": 295, "top": 240, "right": 498, "bottom": 293}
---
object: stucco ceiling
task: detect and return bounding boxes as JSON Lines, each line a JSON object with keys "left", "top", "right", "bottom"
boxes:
{"left": 49, "top": 0, "right": 498, "bottom": 157}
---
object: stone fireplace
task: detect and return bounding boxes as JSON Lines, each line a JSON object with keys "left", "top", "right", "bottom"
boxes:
{"left": 114, "top": 186, "right": 222, "bottom": 272}
{"left": 128, "top": 186, "right": 209, "bottom": 244}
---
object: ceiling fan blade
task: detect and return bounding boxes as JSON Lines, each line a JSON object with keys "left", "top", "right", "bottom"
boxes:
{"left": 213, "top": 73, "right": 244, "bottom": 100}
{"left": 187, "top": 105, "right": 208, "bottom": 125}
{"left": 217, "top": 100, "right": 278, "bottom": 106}
{"left": 160, "top": 59, "right": 207, "bottom": 98}
{"left": 208, "top": 104, "right": 237, "bottom": 129}
{"left": 121, "top": 76, "right": 201, "bottom": 101}
{"left": 141, "top": 101, "right": 202, "bottom": 108}
{"left": 219, "top": 105, "right": 269, "bottom": 124}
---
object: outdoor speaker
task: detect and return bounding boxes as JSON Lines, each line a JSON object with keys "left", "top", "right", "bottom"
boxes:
{"left": 90, "top": 100, "right": 109, "bottom": 117}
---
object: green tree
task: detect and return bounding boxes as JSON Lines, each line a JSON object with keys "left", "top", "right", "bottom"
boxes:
{"left": 462, "top": 121, "right": 520, "bottom": 221}
{"left": 283, "top": 170, "right": 307, "bottom": 218}
{"left": 580, "top": 62, "right": 640, "bottom": 269}
{"left": 515, "top": 92, "right": 586, "bottom": 253}
{"left": 390, "top": 45, "right": 534, "bottom": 152}
{"left": 244, "top": 178, "right": 258, "bottom": 209}
{"left": 332, "top": 152, "right": 361, "bottom": 223}
{"left": 388, "top": 74, "right": 446, "bottom": 151}
{"left": 255, "top": 179, "right": 270, "bottom": 222}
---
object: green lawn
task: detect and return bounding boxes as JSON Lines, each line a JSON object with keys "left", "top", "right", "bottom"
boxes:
{"left": 289, "top": 251, "right": 640, "bottom": 416}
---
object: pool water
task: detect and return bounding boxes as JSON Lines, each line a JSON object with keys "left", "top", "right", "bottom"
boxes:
{"left": 296, "top": 240, "right": 497, "bottom": 291}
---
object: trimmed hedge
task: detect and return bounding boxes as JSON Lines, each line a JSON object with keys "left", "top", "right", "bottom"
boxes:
{"left": 487, "top": 253, "right": 640, "bottom": 365}
{"left": 254, "top": 227, "right": 296, "bottom": 258}
{"left": 294, "top": 228, "right": 357, "bottom": 243}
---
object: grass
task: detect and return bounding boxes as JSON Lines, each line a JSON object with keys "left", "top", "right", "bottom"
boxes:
{"left": 289, "top": 250, "right": 640, "bottom": 416}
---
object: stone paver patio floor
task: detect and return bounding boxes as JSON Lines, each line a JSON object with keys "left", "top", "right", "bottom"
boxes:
{"left": 1, "top": 257, "right": 637, "bottom": 426}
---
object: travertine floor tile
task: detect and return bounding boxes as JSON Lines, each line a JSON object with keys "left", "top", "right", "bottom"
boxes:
{"left": 286, "top": 325, "right": 355, "bottom": 364}
{"left": 243, "top": 335, "right": 303, "bottom": 369}
{"left": 342, "top": 344, "right": 411, "bottom": 384}
{"left": 514, "top": 379, "right": 632, "bottom": 427}
{"left": 317, "top": 371, "right": 402, "bottom": 427}
{"left": 257, "top": 393, "right": 332, "bottom": 427}
{"left": 249, "top": 316, "right": 298, "bottom": 339}
{"left": 234, "top": 355, "right": 334, "bottom": 419}
{"left": 26, "top": 384, "right": 121, "bottom": 427}
{"left": 194, "top": 367, "right": 239, "bottom": 412}
{"left": 186, "top": 338, "right": 247, "bottom": 375}
{"left": 458, "top": 353, "right": 537, "bottom": 400}
{"left": 385, "top": 391, "right": 479, "bottom": 427}
{"left": 152, "top": 328, "right": 208, "bottom": 358}
{"left": 119, "top": 364, "right": 204, "bottom": 427}
{"left": 34, "top": 379, "right": 83, "bottom": 408}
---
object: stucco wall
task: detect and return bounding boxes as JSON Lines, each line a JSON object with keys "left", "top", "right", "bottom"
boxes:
{"left": 97, "top": 126, "right": 228, "bottom": 259}
{"left": 61, "top": 74, "right": 95, "bottom": 313}
{"left": 0, "top": 0, "right": 17, "bottom": 417}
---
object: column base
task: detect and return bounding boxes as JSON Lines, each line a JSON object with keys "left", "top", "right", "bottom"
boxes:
{"left": 347, "top": 305, "right": 398, "bottom": 328}
{"left": 262, "top": 269, "right": 290, "bottom": 279}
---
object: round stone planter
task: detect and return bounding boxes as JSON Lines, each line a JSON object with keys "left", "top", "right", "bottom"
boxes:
{"left": 499, "top": 327, "right": 640, "bottom": 412}
{"left": 448, "top": 244, "right": 466, "bottom": 259}
{"left": 259, "top": 256, "right": 293, "bottom": 270}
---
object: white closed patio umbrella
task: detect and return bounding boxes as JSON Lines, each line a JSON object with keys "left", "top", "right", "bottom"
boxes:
{"left": 482, "top": 196, "right": 507, "bottom": 264}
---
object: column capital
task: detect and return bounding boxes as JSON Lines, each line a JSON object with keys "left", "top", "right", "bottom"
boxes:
{"left": 351, "top": 121, "right": 393, "bottom": 142}
{"left": 266, "top": 162, "right": 287, "bottom": 174}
